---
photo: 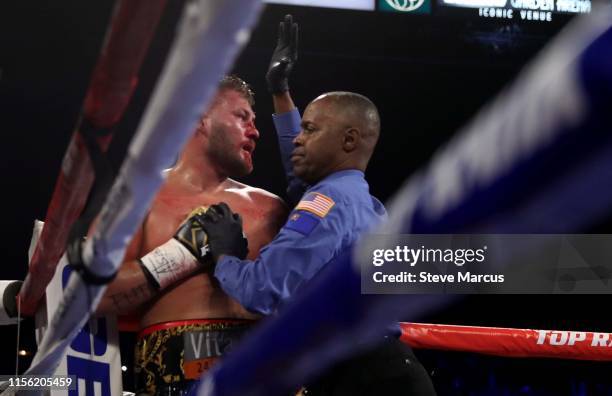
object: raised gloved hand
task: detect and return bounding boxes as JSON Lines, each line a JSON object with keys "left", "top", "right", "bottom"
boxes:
{"left": 200, "top": 202, "right": 249, "bottom": 263}
{"left": 139, "top": 206, "right": 213, "bottom": 290}
{"left": 266, "top": 14, "right": 298, "bottom": 94}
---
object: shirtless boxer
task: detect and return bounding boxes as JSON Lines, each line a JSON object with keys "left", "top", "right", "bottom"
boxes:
{"left": 95, "top": 76, "right": 287, "bottom": 395}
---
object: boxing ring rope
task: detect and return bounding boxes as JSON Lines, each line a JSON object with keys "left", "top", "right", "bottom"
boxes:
{"left": 7, "top": 2, "right": 610, "bottom": 396}
{"left": 3, "top": 0, "right": 264, "bottom": 385}
{"left": 18, "top": 0, "right": 168, "bottom": 317}
{"left": 191, "top": 8, "right": 612, "bottom": 396}
{"left": 400, "top": 323, "right": 612, "bottom": 362}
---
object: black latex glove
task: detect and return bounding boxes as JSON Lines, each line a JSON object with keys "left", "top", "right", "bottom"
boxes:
{"left": 266, "top": 14, "right": 298, "bottom": 94}
{"left": 199, "top": 202, "right": 249, "bottom": 264}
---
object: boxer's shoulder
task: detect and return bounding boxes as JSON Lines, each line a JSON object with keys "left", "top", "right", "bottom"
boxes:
{"left": 225, "top": 178, "right": 287, "bottom": 211}
{"left": 222, "top": 180, "right": 288, "bottom": 234}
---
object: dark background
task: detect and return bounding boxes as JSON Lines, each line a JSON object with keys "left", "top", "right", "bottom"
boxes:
{"left": 1, "top": 0, "right": 610, "bottom": 392}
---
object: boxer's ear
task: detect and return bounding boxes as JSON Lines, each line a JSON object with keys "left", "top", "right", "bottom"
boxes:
{"left": 197, "top": 116, "right": 211, "bottom": 136}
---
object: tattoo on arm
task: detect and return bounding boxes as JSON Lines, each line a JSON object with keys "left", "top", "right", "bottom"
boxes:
{"left": 108, "top": 281, "right": 156, "bottom": 313}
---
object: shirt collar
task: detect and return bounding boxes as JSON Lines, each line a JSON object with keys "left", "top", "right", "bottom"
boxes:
{"left": 320, "top": 169, "right": 365, "bottom": 183}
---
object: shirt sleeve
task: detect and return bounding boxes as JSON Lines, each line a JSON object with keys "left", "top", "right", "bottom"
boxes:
{"left": 214, "top": 194, "right": 349, "bottom": 315}
{"left": 272, "top": 108, "right": 309, "bottom": 206}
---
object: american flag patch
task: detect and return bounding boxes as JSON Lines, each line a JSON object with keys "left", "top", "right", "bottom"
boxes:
{"left": 295, "top": 192, "right": 335, "bottom": 218}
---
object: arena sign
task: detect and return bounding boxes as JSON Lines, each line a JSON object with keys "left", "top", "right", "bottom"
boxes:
{"left": 378, "top": 0, "right": 432, "bottom": 13}
{"left": 440, "top": 0, "right": 591, "bottom": 22}
{"left": 263, "top": 0, "right": 375, "bottom": 10}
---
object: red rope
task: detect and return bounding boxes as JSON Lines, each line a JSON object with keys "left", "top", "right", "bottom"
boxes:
{"left": 19, "top": 0, "right": 167, "bottom": 316}
{"left": 401, "top": 322, "right": 612, "bottom": 361}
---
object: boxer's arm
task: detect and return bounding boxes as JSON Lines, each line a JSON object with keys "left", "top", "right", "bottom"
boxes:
{"left": 97, "top": 207, "right": 215, "bottom": 315}
{"left": 97, "top": 259, "right": 156, "bottom": 315}
{"left": 97, "top": 226, "right": 154, "bottom": 315}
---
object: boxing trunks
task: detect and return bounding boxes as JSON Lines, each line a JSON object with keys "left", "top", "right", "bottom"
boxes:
{"left": 134, "top": 319, "right": 253, "bottom": 396}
